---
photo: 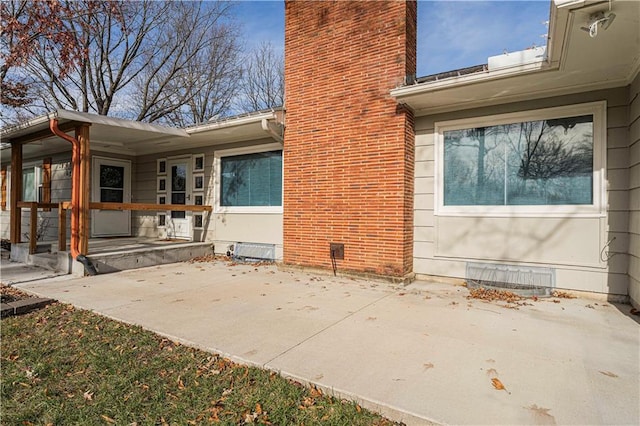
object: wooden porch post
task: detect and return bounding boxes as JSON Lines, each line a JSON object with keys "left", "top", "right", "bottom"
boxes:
{"left": 76, "top": 124, "right": 91, "bottom": 255}
{"left": 9, "top": 142, "right": 22, "bottom": 243}
{"left": 58, "top": 203, "right": 67, "bottom": 252}
{"left": 29, "top": 203, "right": 37, "bottom": 254}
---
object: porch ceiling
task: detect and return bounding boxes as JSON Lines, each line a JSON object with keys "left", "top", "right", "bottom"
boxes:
{"left": 1, "top": 109, "right": 280, "bottom": 158}
{"left": 392, "top": 0, "right": 640, "bottom": 115}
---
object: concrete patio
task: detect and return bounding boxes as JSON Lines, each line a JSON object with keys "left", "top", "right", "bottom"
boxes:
{"left": 3, "top": 259, "right": 639, "bottom": 425}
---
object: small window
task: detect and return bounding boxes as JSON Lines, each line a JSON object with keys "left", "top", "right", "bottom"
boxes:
{"left": 22, "top": 166, "right": 42, "bottom": 202}
{"left": 99, "top": 164, "right": 125, "bottom": 203}
{"left": 157, "top": 177, "right": 166, "bottom": 192}
{"left": 193, "top": 154, "right": 205, "bottom": 172}
{"left": 194, "top": 195, "right": 203, "bottom": 206}
{"left": 194, "top": 174, "right": 204, "bottom": 190}
{"left": 220, "top": 150, "right": 282, "bottom": 207}
{"left": 157, "top": 159, "right": 166, "bottom": 175}
{"left": 158, "top": 214, "right": 166, "bottom": 227}
{"left": 194, "top": 214, "right": 203, "bottom": 228}
{"left": 157, "top": 195, "right": 166, "bottom": 205}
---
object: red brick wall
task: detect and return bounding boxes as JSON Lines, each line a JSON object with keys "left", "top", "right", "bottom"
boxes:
{"left": 283, "top": 0, "right": 416, "bottom": 278}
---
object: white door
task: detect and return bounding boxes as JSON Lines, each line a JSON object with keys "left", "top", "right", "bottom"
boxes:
{"left": 167, "top": 158, "right": 192, "bottom": 240}
{"left": 91, "top": 157, "right": 131, "bottom": 237}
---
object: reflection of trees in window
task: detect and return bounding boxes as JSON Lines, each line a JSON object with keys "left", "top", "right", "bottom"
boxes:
{"left": 443, "top": 115, "right": 593, "bottom": 206}
{"left": 171, "top": 166, "right": 186, "bottom": 191}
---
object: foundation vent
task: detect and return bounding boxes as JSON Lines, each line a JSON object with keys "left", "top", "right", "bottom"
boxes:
{"left": 465, "top": 262, "right": 555, "bottom": 297}
{"left": 234, "top": 242, "right": 275, "bottom": 262}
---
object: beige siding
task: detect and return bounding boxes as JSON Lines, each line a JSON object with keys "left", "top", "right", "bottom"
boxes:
{"left": 414, "top": 87, "right": 630, "bottom": 295}
{"left": 629, "top": 72, "right": 640, "bottom": 307}
{"left": 132, "top": 138, "right": 283, "bottom": 259}
{"left": 1, "top": 152, "right": 73, "bottom": 242}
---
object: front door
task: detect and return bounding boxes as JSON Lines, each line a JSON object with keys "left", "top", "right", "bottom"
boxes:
{"left": 167, "top": 158, "right": 191, "bottom": 239}
{"left": 91, "top": 157, "right": 131, "bottom": 237}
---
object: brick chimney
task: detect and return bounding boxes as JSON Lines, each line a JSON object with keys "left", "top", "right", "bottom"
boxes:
{"left": 283, "top": 0, "right": 417, "bottom": 280}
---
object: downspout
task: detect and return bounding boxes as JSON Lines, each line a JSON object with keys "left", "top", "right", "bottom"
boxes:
{"left": 49, "top": 119, "right": 98, "bottom": 275}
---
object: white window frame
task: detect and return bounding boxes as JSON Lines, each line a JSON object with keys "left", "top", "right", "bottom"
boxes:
{"left": 434, "top": 101, "right": 607, "bottom": 218}
{"left": 214, "top": 143, "right": 283, "bottom": 214}
{"left": 21, "top": 161, "right": 43, "bottom": 202}
{"left": 193, "top": 154, "right": 205, "bottom": 172}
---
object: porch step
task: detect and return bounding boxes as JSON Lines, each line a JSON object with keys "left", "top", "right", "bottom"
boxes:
{"left": 10, "top": 242, "right": 71, "bottom": 274}
{"left": 29, "top": 252, "right": 71, "bottom": 274}
{"left": 77, "top": 242, "right": 213, "bottom": 275}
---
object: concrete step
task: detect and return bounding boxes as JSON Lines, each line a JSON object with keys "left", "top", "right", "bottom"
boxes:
{"left": 28, "top": 251, "right": 71, "bottom": 273}
{"left": 73, "top": 242, "right": 212, "bottom": 275}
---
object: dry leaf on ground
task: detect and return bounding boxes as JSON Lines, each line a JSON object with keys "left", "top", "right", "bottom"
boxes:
{"left": 551, "top": 290, "right": 575, "bottom": 299}
{"left": 468, "top": 287, "right": 523, "bottom": 303}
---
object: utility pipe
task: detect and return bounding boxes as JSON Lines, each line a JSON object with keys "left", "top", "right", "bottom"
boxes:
{"left": 49, "top": 118, "right": 80, "bottom": 259}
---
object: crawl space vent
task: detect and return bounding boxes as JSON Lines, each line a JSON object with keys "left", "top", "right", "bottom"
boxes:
{"left": 466, "top": 262, "right": 555, "bottom": 297}
{"left": 234, "top": 242, "right": 275, "bottom": 262}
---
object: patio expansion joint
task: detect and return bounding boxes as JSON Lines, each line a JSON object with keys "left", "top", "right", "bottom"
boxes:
{"left": 262, "top": 290, "right": 395, "bottom": 367}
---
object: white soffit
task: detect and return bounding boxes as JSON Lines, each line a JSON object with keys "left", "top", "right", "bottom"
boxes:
{"left": 1, "top": 109, "right": 281, "bottom": 157}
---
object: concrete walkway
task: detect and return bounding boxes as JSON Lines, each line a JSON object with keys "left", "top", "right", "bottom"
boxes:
{"left": 5, "top": 259, "right": 640, "bottom": 425}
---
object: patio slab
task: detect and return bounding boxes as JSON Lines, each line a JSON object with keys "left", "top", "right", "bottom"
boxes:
{"left": 10, "top": 259, "right": 640, "bottom": 425}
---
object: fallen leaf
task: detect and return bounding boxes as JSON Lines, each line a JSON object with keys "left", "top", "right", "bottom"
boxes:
{"left": 491, "top": 378, "right": 506, "bottom": 391}
{"left": 423, "top": 363, "right": 434, "bottom": 370}
{"left": 551, "top": 290, "right": 575, "bottom": 299}
{"left": 630, "top": 308, "right": 640, "bottom": 316}
{"left": 255, "top": 403, "right": 262, "bottom": 415}
{"left": 599, "top": 371, "right": 618, "bottom": 378}
{"left": 101, "top": 414, "right": 116, "bottom": 424}
{"left": 356, "top": 404, "right": 362, "bottom": 413}
{"left": 309, "top": 385, "right": 323, "bottom": 398}
{"left": 83, "top": 390, "right": 93, "bottom": 401}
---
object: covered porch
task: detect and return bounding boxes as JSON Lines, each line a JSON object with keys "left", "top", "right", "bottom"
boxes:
{"left": 1, "top": 110, "right": 213, "bottom": 275}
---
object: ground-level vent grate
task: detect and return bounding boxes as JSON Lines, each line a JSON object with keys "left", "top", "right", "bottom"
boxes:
{"left": 465, "top": 262, "right": 555, "bottom": 297}
{"left": 234, "top": 242, "right": 275, "bottom": 261}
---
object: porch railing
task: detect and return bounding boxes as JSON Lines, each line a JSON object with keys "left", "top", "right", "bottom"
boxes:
{"left": 15, "top": 201, "right": 212, "bottom": 255}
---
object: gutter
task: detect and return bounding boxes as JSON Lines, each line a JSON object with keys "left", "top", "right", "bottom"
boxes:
{"left": 185, "top": 111, "right": 277, "bottom": 135}
{"left": 261, "top": 119, "right": 284, "bottom": 143}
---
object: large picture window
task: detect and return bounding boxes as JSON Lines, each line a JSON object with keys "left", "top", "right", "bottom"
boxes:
{"left": 217, "top": 147, "right": 282, "bottom": 211}
{"left": 436, "top": 102, "right": 605, "bottom": 216}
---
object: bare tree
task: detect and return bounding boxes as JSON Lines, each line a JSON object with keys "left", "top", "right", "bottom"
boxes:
{"left": 237, "top": 41, "right": 284, "bottom": 112}
{"left": 3, "top": 0, "right": 241, "bottom": 125}
{"left": 0, "top": 0, "right": 120, "bottom": 110}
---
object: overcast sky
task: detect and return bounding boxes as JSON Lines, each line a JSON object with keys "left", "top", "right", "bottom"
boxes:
{"left": 231, "top": 0, "right": 552, "bottom": 76}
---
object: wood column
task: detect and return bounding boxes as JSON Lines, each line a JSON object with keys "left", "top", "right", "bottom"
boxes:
{"left": 58, "top": 203, "right": 67, "bottom": 252}
{"left": 9, "top": 142, "right": 22, "bottom": 243}
{"left": 76, "top": 124, "right": 91, "bottom": 255}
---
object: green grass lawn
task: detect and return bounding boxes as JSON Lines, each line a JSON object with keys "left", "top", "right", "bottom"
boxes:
{"left": 1, "top": 302, "right": 397, "bottom": 425}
